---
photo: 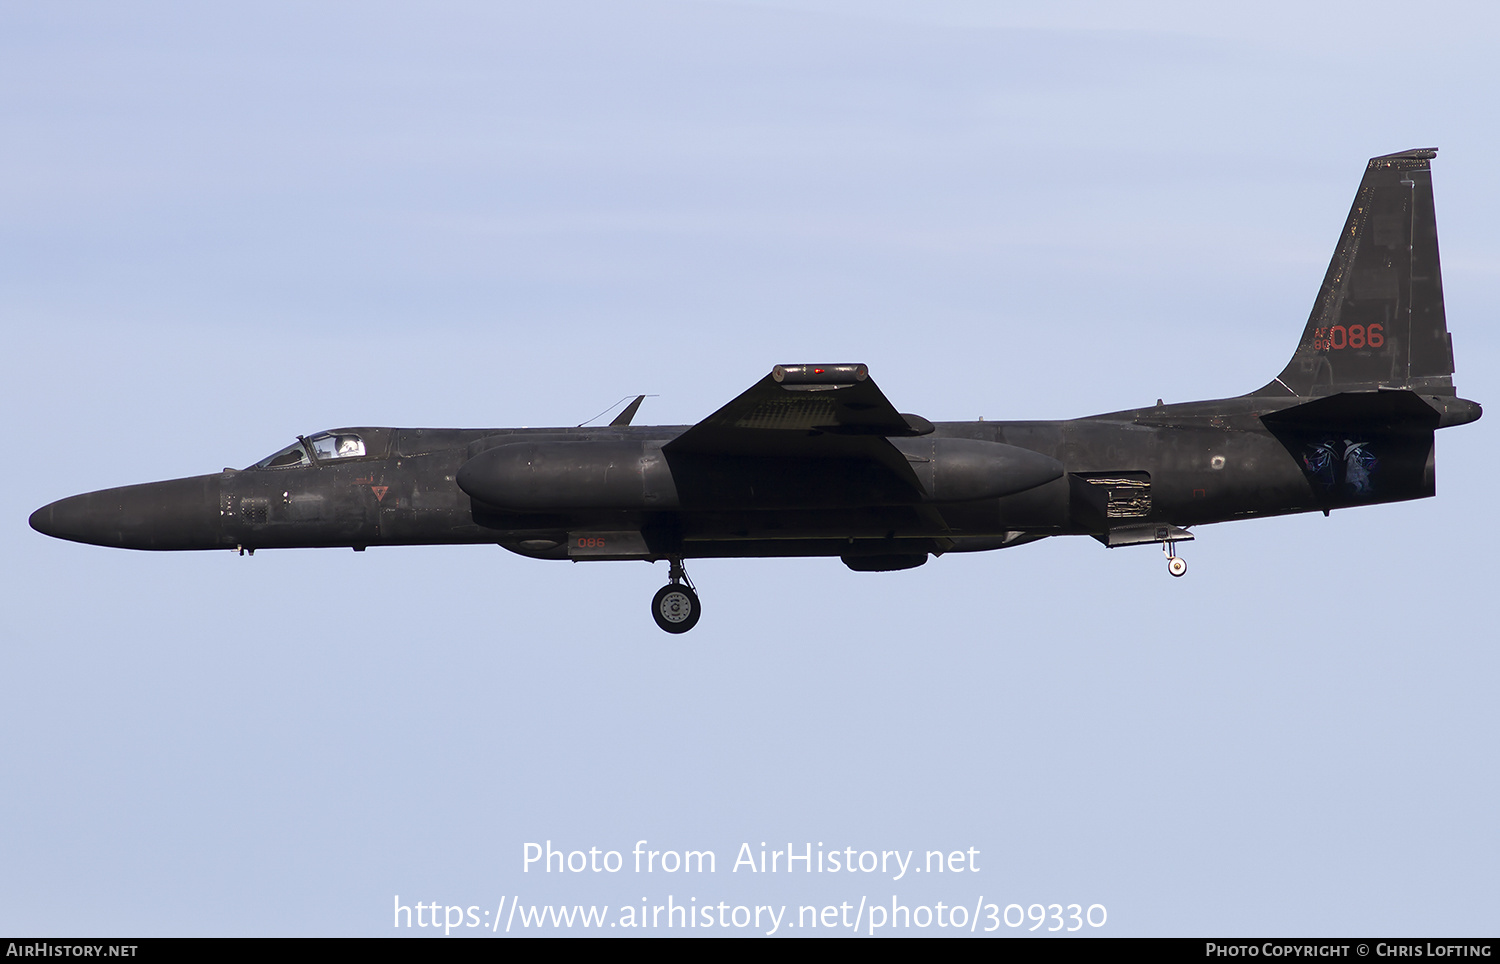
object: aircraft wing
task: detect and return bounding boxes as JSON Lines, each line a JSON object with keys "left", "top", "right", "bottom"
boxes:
{"left": 663, "top": 364, "right": 937, "bottom": 508}
{"left": 665, "top": 364, "right": 932, "bottom": 458}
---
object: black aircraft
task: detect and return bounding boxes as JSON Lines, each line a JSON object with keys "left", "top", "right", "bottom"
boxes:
{"left": 30, "top": 149, "right": 1482, "bottom": 633}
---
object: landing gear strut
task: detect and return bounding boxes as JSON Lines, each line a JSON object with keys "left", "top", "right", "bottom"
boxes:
{"left": 651, "top": 558, "right": 701, "bottom": 633}
{"left": 1164, "top": 541, "right": 1188, "bottom": 577}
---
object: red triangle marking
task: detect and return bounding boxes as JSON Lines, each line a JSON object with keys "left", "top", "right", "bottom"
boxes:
{"left": 371, "top": 485, "right": 389, "bottom": 501}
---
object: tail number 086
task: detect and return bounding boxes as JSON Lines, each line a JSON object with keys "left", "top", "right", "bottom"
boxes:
{"left": 1315, "top": 324, "right": 1384, "bottom": 351}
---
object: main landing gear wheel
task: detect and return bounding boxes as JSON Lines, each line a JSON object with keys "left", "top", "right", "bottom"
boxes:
{"left": 651, "top": 558, "right": 701, "bottom": 634}
{"left": 652, "top": 583, "right": 701, "bottom": 633}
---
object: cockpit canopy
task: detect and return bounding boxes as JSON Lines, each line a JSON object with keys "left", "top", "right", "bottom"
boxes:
{"left": 250, "top": 431, "right": 368, "bottom": 469}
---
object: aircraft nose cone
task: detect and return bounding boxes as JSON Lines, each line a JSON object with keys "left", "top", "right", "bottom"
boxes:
{"left": 29, "top": 475, "right": 225, "bottom": 549}
{"left": 29, "top": 496, "right": 88, "bottom": 541}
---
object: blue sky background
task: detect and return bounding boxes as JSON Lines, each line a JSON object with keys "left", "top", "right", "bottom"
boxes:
{"left": 3, "top": 0, "right": 1497, "bottom": 937}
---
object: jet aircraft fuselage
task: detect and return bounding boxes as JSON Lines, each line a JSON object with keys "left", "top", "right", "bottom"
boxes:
{"left": 28, "top": 390, "right": 1481, "bottom": 558}
{"left": 29, "top": 149, "right": 1483, "bottom": 632}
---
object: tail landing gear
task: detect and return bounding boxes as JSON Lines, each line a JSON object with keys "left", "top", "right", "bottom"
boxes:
{"left": 1164, "top": 541, "right": 1188, "bottom": 577}
{"left": 651, "top": 558, "right": 701, "bottom": 633}
{"left": 1099, "top": 523, "right": 1192, "bottom": 577}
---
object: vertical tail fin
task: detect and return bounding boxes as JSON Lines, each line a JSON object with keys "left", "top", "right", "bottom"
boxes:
{"left": 1254, "top": 148, "right": 1455, "bottom": 398}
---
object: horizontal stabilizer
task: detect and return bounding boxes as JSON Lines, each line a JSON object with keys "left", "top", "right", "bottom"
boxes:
{"left": 1260, "top": 390, "right": 1440, "bottom": 434}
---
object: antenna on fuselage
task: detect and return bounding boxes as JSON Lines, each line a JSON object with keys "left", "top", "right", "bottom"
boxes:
{"left": 578, "top": 394, "right": 654, "bottom": 428}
